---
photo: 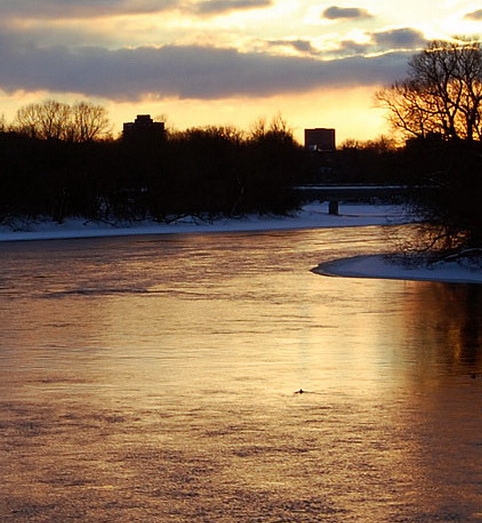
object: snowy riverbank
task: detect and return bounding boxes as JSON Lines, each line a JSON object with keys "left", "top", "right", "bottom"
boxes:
{"left": 312, "top": 254, "right": 482, "bottom": 285}
{"left": 1, "top": 202, "right": 481, "bottom": 284}
{"left": 0, "top": 202, "right": 406, "bottom": 242}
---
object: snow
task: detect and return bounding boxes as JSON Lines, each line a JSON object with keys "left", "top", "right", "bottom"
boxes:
{"left": 1, "top": 202, "right": 481, "bottom": 285}
{"left": 0, "top": 202, "right": 407, "bottom": 242}
{"left": 312, "top": 255, "right": 482, "bottom": 285}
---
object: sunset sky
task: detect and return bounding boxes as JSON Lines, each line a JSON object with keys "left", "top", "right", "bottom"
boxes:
{"left": 1, "top": 0, "right": 481, "bottom": 143}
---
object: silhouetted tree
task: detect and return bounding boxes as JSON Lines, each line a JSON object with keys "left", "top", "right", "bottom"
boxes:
{"left": 14, "top": 100, "right": 71, "bottom": 140}
{"left": 242, "top": 115, "right": 303, "bottom": 213}
{"left": 400, "top": 137, "right": 482, "bottom": 259}
{"left": 376, "top": 38, "right": 482, "bottom": 141}
{"left": 376, "top": 38, "right": 482, "bottom": 260}
{"left": 335, "top": 136, "right": 402, "bottom": 185}
{"left": 0, "top": 114, "right": 308, "bottom": 224}
{"left": 13, "top": 99, "right": 111, "bottom": 142}
{"left": 69, "top": 102, "right": 111, "bottom": 142}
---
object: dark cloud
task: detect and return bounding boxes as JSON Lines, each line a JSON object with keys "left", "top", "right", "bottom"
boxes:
{"left": 372, "top": 28, "right": 426, "bottom": 49}
{"left": 0, "top": 0, "right": 177, "bottom": 19}
{"left": 0, "top": 39, "right": 409, "bottom": 101}
{"left": 0, "top": 0, "right": 271, "bottom": 20}
{"left": 336, "top": 28, "right": 426, "bottom": 57}
{"left": 465, "top": 9, "right": 482, "bottom": 20}
{"left": 339, "top": 40, "right": 371, "bottom": 55}
{"left": 323, "top": 6, "right": 373, "bottom": 20}
{"left": 289, "top": 40, "right": 318, "bottom": 54}
{"left": 193, "top": 0, "right": 272, "bottom": 16}
{"left": 267, "top": 39, "right": 319, "bottom": 55}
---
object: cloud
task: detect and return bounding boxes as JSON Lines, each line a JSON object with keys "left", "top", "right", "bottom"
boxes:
{"left": 0, "top": 39, "right": 410, "bottom": 101}
{"left": 465, "top": 9, "right": 482, "bottom": 20}
{"left": 193, "top": 0, "right": 272, "bottom": 16}
{"left": 267, "top": 39, "right": 319, "bottom": 55}
{"left": 0, "top": 0, "right": 177, "bottom": 19}
{"left": 322, "top": 6, "right": 373, "bottom": 20}
{"left": 338, "top": 40, "right": 371, "bottom": 55}
{"left": 0, "top": 0, "right": 271, "bottom": 20}
{"left": 372, "top": 28, "right": 426, "bottom": 49}
{"left": 336, "top": 28, "right": 426, "bottom": 57}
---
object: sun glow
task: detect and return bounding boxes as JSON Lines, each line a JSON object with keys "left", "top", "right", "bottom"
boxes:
{"left": 105, "top": 85, "right": 388, "bottom": 144}
{"left": 1, "top": 0, "right": 480, "bottom": 141}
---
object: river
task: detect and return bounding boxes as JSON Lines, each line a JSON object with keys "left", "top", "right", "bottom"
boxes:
{"left": 1, "top": 225, "right": 482, "bottom": 522}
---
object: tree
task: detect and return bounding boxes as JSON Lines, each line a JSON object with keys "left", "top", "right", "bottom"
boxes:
{"left": 377, "top": 38, "right": 482, "bottom": 141}
{"left": 69, "top": 102, "right": 111, "bottom": 142}
{"left": 377, "top": 38, "right": 482, "bottom": 260}
{"left": 400, "top": 137, "right": 482, "bottom": 258}
{"left": 335, "top": 136, "right": 401, "bottom": 184}
{"left": 244, "top": 115, "right": 303, "bottom": 213}
{"left": 13, "top": 99, "right": 111, "bottom": 142}
{"left": 14, "top": 100, "right": 71, "bottom": 140}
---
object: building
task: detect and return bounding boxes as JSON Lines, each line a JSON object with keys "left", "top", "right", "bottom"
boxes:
{"left": 122, "top": 115, "right": 165, "bottom": 143}
{"left": 304, "top": 128, "right": 336, "bottom": 152}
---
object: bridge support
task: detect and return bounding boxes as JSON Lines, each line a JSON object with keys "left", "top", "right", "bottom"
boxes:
{"left": 328, "top": 200, "right": 339, "bottom": 215}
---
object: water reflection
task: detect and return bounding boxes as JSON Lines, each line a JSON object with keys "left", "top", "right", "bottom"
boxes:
{"left": 399, "top": 282, "right": 482, "bottom": 371}
{"left": 1, "top": 227, "right": 482, "bottom": 522}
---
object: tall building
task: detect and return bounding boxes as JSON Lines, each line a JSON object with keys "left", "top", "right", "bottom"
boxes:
{"left": 304, "top": 128, "right": 336, "bottom": 152}
{"left": 122, "top": 115, "right": 165, "bottom": 143}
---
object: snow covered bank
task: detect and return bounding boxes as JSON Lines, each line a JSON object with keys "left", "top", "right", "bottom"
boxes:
{"left": 0, "top": 202, "right": 407, "bottom": 242}
{"left": 313, "top": 254, "right": 482, "bottom": 285}
{"left": 2, "top": 201, "right": 480, "bottom": 284}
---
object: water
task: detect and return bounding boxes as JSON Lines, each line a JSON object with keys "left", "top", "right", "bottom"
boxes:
{"left": 1, "top": 226, "right": 482, "bottom": 522}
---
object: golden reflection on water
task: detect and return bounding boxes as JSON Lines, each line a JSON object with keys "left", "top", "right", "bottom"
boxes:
{"left": 1, "top": 228, "right": 482, "bottom": 522}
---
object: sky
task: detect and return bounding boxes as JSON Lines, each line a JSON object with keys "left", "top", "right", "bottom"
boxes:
{"left": 1, "top": 0, "right": 481, "bottom": 143}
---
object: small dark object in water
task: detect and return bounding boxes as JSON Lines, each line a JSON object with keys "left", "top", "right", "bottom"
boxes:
{"left": 294, "top": 388, "right": 323, "bottom": 396}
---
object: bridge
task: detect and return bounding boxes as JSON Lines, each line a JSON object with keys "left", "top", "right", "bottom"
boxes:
{"left": 294, "top": 184, "right": 410, "bottom": 201}
{"left": 293, "top": 185, "right": 411, "bottom": 214}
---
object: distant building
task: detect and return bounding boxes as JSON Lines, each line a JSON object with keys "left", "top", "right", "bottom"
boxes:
{"left": 122, "top": 115, "right": 165, "bottom": 143}
{"left": 304, "top": 128, "right": 336, "bottom": 152}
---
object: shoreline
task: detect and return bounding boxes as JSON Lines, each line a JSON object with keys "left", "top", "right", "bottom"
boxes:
{"left": 2, "top": 202, "right": 480, "bottom": 285}
{"left": 312, "top": 254, "right": 482, "bottom": 285}
{"left": 0, "top": 202, "right": 408, "bottom": 243}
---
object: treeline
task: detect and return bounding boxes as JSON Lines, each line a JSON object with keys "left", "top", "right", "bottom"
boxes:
{"left": 0, "top": 116, "right": 309, "bottom": 224}
{"left": 327, "top": 136, "right": 403, "bottom": 185}
{"left": 4, "top": 77, "right": 482, "bottom": 263}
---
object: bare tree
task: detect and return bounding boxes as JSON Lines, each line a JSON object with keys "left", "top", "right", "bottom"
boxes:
{"left": 14, "top": 100, "right": 71, "bottom": 140}
{"left": 248, "top": 113, "right": 295, "bottom": 144}
{"left": 377, "top": 39, "right": 482, "bottom": 260}
{"left": 14, "top": 103, "right": 42, "bottom": 138}
{"left": 70, "top": 102, "right": 111, "bottom": 142}
{"left": 376, "top": 38, "right": 482, "bottom": 141}
{"left": 14, "top": 99, "right": 111, "bottom": 142}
